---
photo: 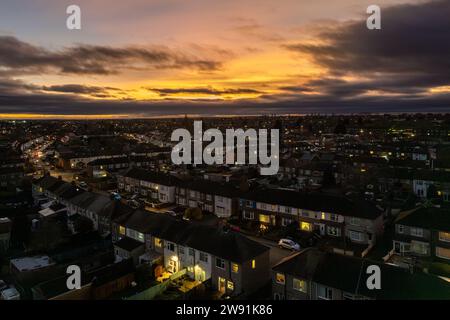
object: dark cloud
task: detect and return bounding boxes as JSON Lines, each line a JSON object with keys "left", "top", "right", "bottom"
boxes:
{"left": 42, "top": 84, "right": 120, "bottom": 95}
{"left": 0, "top": 36, "right": 222, "bottom": 76}
{"left": 147, "top": 87, "right": 263, "bottom": 96}
{"left": 1, "top": 1, "right": 450, "bottom": 116}
{"left": 285, "top": 0, "right": 450, "bottom": 99}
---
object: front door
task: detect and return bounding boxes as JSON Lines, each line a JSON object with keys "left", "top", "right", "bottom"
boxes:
{"left": 218, "top": 277, "right": 226, "bottom": 294}
{"left": 168, "top": 259, "right": 178, "bottom": 273}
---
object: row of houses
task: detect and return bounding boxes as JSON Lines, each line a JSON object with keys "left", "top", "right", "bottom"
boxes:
{"left": 272, "top": 247, "right": 450, "bottom": 300}
{"left": 32, "top": 175, "right": 133, "bottom": 236}
{"left": 117, "top": 168, "right": 384, "bottom": 254}
{"left": 31, "top": 175, "right": 271, "bottom": 298}
{"left": 112, "top": 211, "right": 270, "bottom": 297}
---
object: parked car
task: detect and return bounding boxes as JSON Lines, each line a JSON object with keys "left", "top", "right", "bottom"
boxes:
{"left": 278, "top": 238, "right": 301, "bottom": 251}
{"left": 78, "top": 181, "right": 88, "bottom": 189}
{"left": 166, "top": 206, "right": 185, "bottom": 217}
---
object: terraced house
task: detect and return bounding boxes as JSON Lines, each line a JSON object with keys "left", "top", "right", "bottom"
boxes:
{"left": 117, "top": 168, "right": 179, "bottom": 203}
{"left": 175, "top": 180, "right": 240, "bottom": 218}
{"left": 112, "top": 211, "right": 270, "bottom": 297}
{"left": 240, "top": 189, "right": 384, "bottom": 256}
{"left": 272, "top": 247, "right": 450, "bottom": 300}
{"left": 393, "top": 206, "right": 450, "bottom": 262}
{"left": 32, "top": 175, "right": 132, "bottom": 235}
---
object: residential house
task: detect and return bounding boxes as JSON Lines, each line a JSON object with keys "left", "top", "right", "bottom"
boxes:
{"left": 112, "top": 212, "right": 270, "bottom": 297}
{"left": 240, "top": 189, "right": 384, "bottom": 256}
{"left": 393, "top": 206, "right": 450, "bottom": 262}
{"left": 272, "top": 247, "right": 450, "bottom": 300}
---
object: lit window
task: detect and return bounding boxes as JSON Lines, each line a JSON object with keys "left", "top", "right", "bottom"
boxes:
{"left": 154, "top": 237, "right": 162, "bottom": 248}
{"left": 227, "top": 281, "right": 234, "bottom": 291}
{"left": 251, "top": 259, "right": 256, "bottom": 269}
{"left": 293, "top": 278, "right": 307, "bottom": 293}
{"left": 119, "top": 226, "right": 126, "bottom": 235}
{"left": 231, "top": 263, "right": 239, "bottom": 273}
{"left": 301, "top": 222, "right": 312, "bottom": 232}
{"left": 276, "top": 273, "right": 285, "bottom": 285}
{"left": 321, "top": 212, "right": 326, "bottom": 220}
{"left": 436, "top": 247, "right": 450, "bottom": 260}
{"left": 259, "top": 214, "right": 270, "bottom": 224}
{"left": 439, "top": 232, "right": 450, "bottom": 242}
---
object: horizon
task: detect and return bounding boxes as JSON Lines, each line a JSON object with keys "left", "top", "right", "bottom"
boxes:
{"left": 0, "top": 0, "right": 449, "bottom": 117}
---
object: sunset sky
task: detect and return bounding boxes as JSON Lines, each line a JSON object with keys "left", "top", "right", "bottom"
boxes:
{"left": 0, "top": 0, "right": 449, "bottom": 118}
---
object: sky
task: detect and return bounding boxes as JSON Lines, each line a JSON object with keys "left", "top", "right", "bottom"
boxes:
{"left": 0, "top": 0, "right": 449, "bottom": 118}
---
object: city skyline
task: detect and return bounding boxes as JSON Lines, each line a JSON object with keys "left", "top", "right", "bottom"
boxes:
{"left": 0, "top": 0, "right": 450, "bottom": 118}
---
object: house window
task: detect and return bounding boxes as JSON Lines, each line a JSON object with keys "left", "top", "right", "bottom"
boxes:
{"left": 349, "top": 230, "right": 364, "bottom": 242}
{"left": 293, "top": 278, "right": 307, "bottom": 293}
{"left": 199, "top": 252, "right": 208, "bottom": 262}
{"left": 154, "top": 237, "right": 162, "bottom": 248}
{"left": 276, "top": 273, "right": 285, "bottom": 285}
{"left": 330, "top": 214, "right": 339, "bottom": 222}
{"left": 189, "top": 248, "right": 195, "bottom": 256}
{"left": 300, "top": 221, "right": 312, "bottom": 232}
{"left": 282, "top": 218, "right": 293, "bottom": 227}
{"left": 397, "top": 225, "right": 404, "bottom": 234}
{"left": 227, "top": 281, "right": 234, "bottom": 291}
{"left": 216, "top": 258, "right": 225, "bottom": 269}
{"left": 137, "top": 232, "right": 145, "bottom": 242}
{"left": 411, "top": 241, "right": 429, "bottom": 255}
{"left": 317, "top": 285, "right": 333, "bottom": 300}
{"left": 259, "top": 214, "right": 270, "bottom": 224}
{"left": 439, "top": 232, "right": 450, "bottom": 242}
{"left": 167, "top": 242, "right": 175, "bottom": 252}
{"left": 119, "top": 225, "right": 126, "bottom": 235}
{"left": 231, "top": 263, "right": 239, "bottom": 273}
{"left": 243, "top": 211, "right": 254, "bottom": 220}
{"left": 350, "top": 217, "right": 360, "bottom": 226}
{"left": 179, "top": 247, "right": 185, "bottom": 254}
{"left": 411, "top": 227, "right": 424, "bottom": 237}
{"left": 251, "top": 259, "right": 256, "bottom": 269}
{"left": 436, "top": 247, "right": 450, "bottom": 260}
{"left": 327, "top": 226, "right": 341, "bottom": 237}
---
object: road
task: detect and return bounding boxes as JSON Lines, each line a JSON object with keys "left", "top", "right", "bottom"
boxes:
{"left": 246, "top": 235, "right": 297, "bottom": 267}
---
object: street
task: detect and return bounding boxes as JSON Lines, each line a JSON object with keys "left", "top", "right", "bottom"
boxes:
{"left": 246, "top": 235, "right": 298, "bottom": 267}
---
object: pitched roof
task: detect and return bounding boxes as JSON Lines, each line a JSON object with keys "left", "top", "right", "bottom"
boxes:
{"left": 273, "top": 248, "right": 450, "bottom": 299}
{"left": 120, "top": 167, "right": 180, "bottom": 186}
{"left": 117, "top": 212, "right": 269, "bottom": 263}
{"left": 241, "top": 189, "right": 383, "bottom": 219}
{"left": 177, "top": 179, "right": 241, "bottom": 198}
{"left": 114, "top": 237, "right": 144, "bottom": 252}
{"left": 396, "top": 206, "right": 450, "bottom": 232}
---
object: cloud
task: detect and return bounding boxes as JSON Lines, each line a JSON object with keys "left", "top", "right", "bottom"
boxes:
{"left": 284, "top": 0, "right": 450, "bottom": 100}
{"left": 232, "top": 21, "right": 285, "bottom": 42}
{"left": 41, "top": 84, "right": 121, "bottom": 95}
{"left": 0, "top": 36, "right": 223, "bottom": 76}
{"left": 147, "top": 87, "right": 263, "bottom": 96}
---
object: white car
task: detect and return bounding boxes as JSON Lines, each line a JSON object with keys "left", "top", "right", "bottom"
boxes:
{"left": 278, "top": 239, "right": 301, "bottom": 251}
